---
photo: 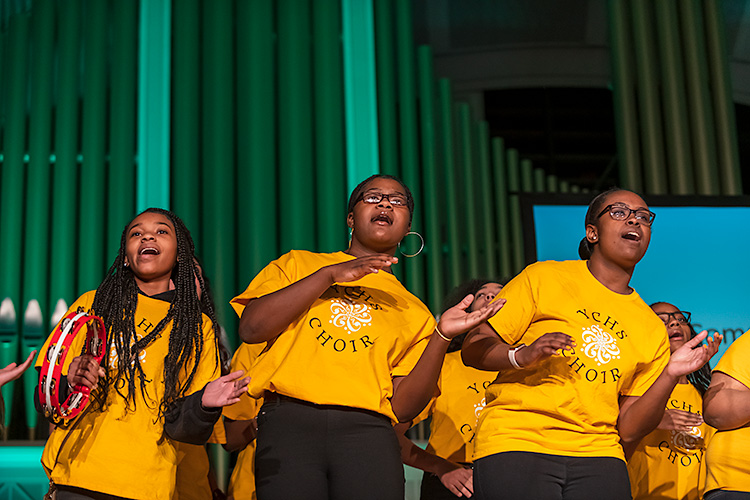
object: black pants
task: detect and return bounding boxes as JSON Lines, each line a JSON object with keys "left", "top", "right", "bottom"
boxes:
{"left": 705, "top": 491, "right": 750, "bottom": 499}
{"left": 55, "top": 486, "right": 133, "bottom": 500}
{"left": 474, "top": 451, "right": 631, "bottom": 500}
{"left": 254, "top": 395, "right": 404, "bottom": 500}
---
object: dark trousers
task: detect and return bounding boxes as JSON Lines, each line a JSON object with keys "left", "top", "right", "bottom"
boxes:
{"left": 474, "top": 451, "right": 631, "bottom": 500}
{"left": 55, "top": 486, "right": 133, "bottom": 500}
{"left": 254, "top": 395, "right": 404, "bottom": 500}
{"left": 705, "top": 491, "right": 750, "bottom": 499}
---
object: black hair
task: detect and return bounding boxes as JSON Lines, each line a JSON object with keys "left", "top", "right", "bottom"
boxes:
{"left": 346, "top": 174, "right": 415, "bottom": 222}
{"left": 441, "top": 278, "right": 507, "bottom": 352}
{"left": 90, "top": 208, "right": 220, "bottom": 420}
{"left": 578, "top": 187, "right": 624, "bottom": 260}
{"left": 650, "top": 302, "right": 712, "bottom": 396}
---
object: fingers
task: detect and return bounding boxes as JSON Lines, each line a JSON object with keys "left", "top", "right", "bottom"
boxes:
{"left": 69, "top": 355, "right": 101, "bottom": 390}
{"left": 684, "top": 330, "right": 709, "bottom": 348}
{"left": 220, "top": 370, "right": 246, "bottom": 382}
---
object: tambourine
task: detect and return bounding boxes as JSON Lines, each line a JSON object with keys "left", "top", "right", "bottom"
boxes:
{"left": 38, "top": 309, "right": 106, "bottom": 420}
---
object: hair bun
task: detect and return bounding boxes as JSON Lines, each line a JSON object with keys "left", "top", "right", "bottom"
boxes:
{"left": 578, "top": 237, "right": 592, "bottom": 260}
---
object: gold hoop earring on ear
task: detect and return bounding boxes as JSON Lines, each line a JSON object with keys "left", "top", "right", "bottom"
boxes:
{"left": 398, "top": 231, "right": 425, "bottom": 258}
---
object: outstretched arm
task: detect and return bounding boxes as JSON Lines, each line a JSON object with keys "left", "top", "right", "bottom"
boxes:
{"left": 238, "top": 255, "right": 398, "bottom": 344}
{"left": 390, "top": 295, "right": 505, "bottom": 422}
{"left": 703, "top": 371, "right": 750, "bottom": 430}
{"left": 618, "top": 331, "right": 721, "bottom": 451}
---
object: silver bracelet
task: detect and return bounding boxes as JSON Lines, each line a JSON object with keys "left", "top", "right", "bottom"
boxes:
{"left": 508, "top": 344, "right": 526, "bottom": 369}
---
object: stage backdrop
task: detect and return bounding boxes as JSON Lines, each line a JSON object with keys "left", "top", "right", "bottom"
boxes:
{"left": 523, "top": 194, "right": 750, "bottom": 362}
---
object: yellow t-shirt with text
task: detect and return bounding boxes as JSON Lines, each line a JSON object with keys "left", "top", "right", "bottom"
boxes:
{"left": 36, "top": 291, "right": 220, "bottom": 500}
{"left": 705, "top": 330, "right": 750, "bottom": 494}
{"left": 627, "top": 382, "right": 714, "bottom": 500}
{"left": 474, "top": 260, "right": 670, "bottom": 462}
{"left": 417, "top": 351, "right": 496, "bottom": 464}
{"left": 230, "top": 250, "right": 436, "bottom": 420}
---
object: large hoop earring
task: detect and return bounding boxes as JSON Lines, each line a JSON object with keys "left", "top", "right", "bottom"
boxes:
{"left": 398, "top": 231, "right": 424, "bottom": 258}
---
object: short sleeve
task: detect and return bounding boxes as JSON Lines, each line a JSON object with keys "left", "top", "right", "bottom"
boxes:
{"left": 230, "top": 252, "right": 298, "bottom": 318}
{"left": 620, "top": 326, "right": 670, "bottom": 397}
{"left": 713, "top": 330, "right": 750, "bottom": 389}
{"left": 486, "top": 267, "right": 537, "bottom": 345}
{"left": 392, "top": 313, "right": 437, "bottom": 378}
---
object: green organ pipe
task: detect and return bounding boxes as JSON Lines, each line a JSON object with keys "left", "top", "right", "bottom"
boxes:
{"left": 202, "top": 0, "right": 237, "bottom": 349}
{"left": 342, "top": 0, "right": 380, "bottom": 192}
{"left": 279, "top": 0, "right": 315, "bottom": 252}
{"left": 506, "top": 149, "right": 524, "bottom": 274}
{"left": 491, "top": 138, "right": 513, "bottom": 281}
{"left": 0, "top": 12, "right": 29, "bottom": 432}
{"left": 172, "top": 0, "right": 201, "bottom": 243}
{"left": 631, "top": 0, "right": 667, "bottom": 194}
{"left": 49, "top": 0, "right": 81, "bottom": 328}
{"left": 396, "top": 0, "right": 424, "bottom": 298}
{"left": 478, "top": 122, "right": 498, "bottom": 279}
{"left": 654, "top": 0, "right": 694, "bottom": 195}
{"left": 137, "top": 0, "right": 171, "bottom": 211}
{"left": 438, "top": 79, "right": 462, "bottom": 289}
{"left": 546, "top": 174, "right": 559, "bottom": 192}
{"left": 236, "top": 0, "right": 278, "bottom": 280}
{"left": 374, "top": 0, "right": 399, "bottom": 177}
{"left": 314, "top": 0, "right": 346, "bottom": 253}
{"left": 457, "top": 103, "right": 480, "bottom": 279}
{"left": 520, "top": 159, "right": 533, "bottom": 193}
{"left": 680, "top": 0, "right": 720, "bottom": 195}
{"left": 109, "top": 0, "right": 137, "bottom": 255}
{"left": 78, "top": 0, "right": 108, "bottom": 293}
{"left": 704, "top": 0, "right": 742, "bottom": 195}
{"left": 607, "top": 0, "right": 642, "bottom": 192}
{"left": 417, "top": 46, "right": 444, "bottom": 312}
{"left": 22, "top": 0, "right": 55, "bottom": 436}
{"left": 533, "top": 167, "right": 545, "bottom": 193}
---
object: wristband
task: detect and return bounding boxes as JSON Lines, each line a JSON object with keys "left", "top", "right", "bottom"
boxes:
{"left": 38, "top": 309, "right": 106, "bottom": 420}
{"left": 435, "top": 325, "right": 451, "bottom": 343}
{"left": 508, "top": 344, "right": 526, "bottom": 369}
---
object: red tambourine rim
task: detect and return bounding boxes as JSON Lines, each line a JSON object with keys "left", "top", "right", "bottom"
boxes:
{"left": 38, "top": 311, "right": 106, "bottom": 420}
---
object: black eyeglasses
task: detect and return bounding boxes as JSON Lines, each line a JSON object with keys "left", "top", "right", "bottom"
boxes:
{"left": 655, "top": 311, "right": 691, "bottom": 325}
{"left": 359, "top": 191, "right": 408, "bottom": 207}
{"left": 597, "top": 204, "right": 656, "bottom": 226}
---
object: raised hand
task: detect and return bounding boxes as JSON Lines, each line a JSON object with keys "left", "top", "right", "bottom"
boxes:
{"left": 201, "top": 370, "right": 251, "bottom": 408}
{"left": 68, "top": 354, "right": 105, "bottom": 390}
{"left": 437, "top": 294, "right": 506, "bottom": 339}
{"left": 658, "top": 409, "right": 704, "bottom": 432}
{"left": 666, "top": 331, "right": 722, "bottom": 379}
{"left": 515, "top": 332, "right": 576, "bottom": 368}
{"left": 326, "top": 254, "right": 398, "bottom": 283}
{"left": 0, "top": 350, "right": 36, "bottom": 388}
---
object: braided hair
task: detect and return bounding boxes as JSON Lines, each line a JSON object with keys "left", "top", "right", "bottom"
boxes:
{"left": 90, "top": 208, "right": 220, "bottom": 420}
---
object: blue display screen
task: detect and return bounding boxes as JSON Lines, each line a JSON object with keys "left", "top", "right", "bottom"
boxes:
{"left": 529, "top": 200, "right": 750, "bottom": 361}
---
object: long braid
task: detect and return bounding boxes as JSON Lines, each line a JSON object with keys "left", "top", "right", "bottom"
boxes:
{"left": 90, "top": 208, "right": 220, "bottom": 420}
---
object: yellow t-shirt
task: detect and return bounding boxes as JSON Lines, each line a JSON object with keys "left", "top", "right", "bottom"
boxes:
{"left": 224, "top": 343, "right": 265, "bottom": 500}
{"left": 417, "top": 351, "right": 496, "bottom": 464}
{"left": 173, "top": 444, "right": 212, "bottom": 500}
{"left": 230, "top": 250, "right": 436, "bottom": 420}
{"left": 36, "top": 290, "right": 220, "bottom": 500}
{"left": 705, "top": 329, "right": 750, "bottom": 494}
{"left": 475, "top": 260, "right": 670, "bottom": 462}
{"left": 627, "top": 382, "right": 714, "bottom": 500}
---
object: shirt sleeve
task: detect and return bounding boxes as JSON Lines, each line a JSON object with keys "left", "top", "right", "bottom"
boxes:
{"left": 486, "top": 266, "right": 537, "bottom": 345}
{"left": 620, "top": 319, "right": 671, "bottom": 397}
{"left": 391, "top": 313, "right": 437, "bottom": 378}
{"left": 222, "top": 343, "right": 264, "bottom": 421}
{"left": 230, "top": 252, "right": 298, "bottom": 318}
{"left": 713, "top": 330, "right": 750, "bottom": 389}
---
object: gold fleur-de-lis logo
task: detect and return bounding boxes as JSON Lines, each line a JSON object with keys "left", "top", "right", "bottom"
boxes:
{"left": 581, "top": 325, "right": 621, "bottom": 366}
{"left": 671, "top": 426, "right": 703, "bottom": 452}
{"left": 329, "top": 298, "right": 372, "bottom": 334}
